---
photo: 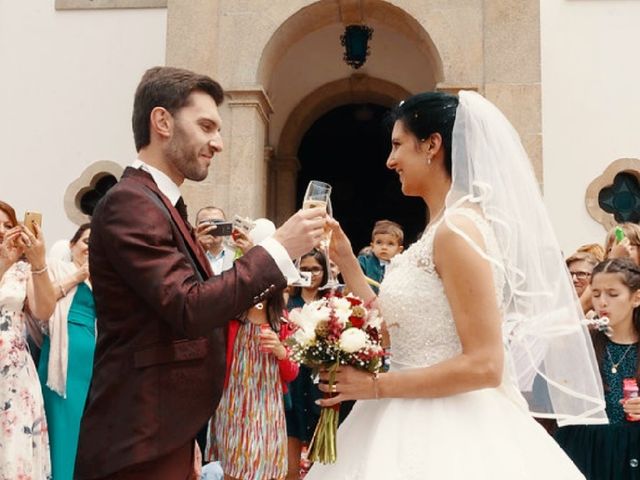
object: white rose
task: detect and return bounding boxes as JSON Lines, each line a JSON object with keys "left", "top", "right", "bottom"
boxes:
{"left": 293, "top": 325, "right": 316, "bottom": 346}
{"left": 298, "top": 302, "right": 330, "bottom": 328}
{"left": 288, "top": 308, "right": 304, "bottom": 327}
{"left": 310, "top": 305, "right": 332, "bottom": 325}
{"left": 339, "top": 328, "right": 368, "bottom": 353}
{"left": 334, "top": 308, "right": 350, "bottom": 326}
{"left": 331, "top": 297, "right": 351, "bottom": 313}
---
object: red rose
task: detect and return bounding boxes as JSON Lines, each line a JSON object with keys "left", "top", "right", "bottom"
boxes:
{"left": 349, "top": 315, "right": 365, "bottom": 329}
{"left": 345, "top": 296, "right": 362, "bottom": 306}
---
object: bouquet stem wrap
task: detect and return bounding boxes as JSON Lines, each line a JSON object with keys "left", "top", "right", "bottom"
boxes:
{"left": 308, "top": 360, "right": 340, "bottom": 464}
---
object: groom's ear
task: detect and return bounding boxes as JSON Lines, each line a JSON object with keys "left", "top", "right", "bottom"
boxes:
{"left": 149, "top": 106, "right": 173, "bottom": 141}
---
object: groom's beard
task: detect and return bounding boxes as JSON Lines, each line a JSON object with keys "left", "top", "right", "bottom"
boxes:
{"left": 165, "top": 121, "right": 210, "bottom": 182}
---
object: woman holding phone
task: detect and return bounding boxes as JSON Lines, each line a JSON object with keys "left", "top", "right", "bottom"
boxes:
{"left": 0, "top": 200, "right": 56, "bottom": 479}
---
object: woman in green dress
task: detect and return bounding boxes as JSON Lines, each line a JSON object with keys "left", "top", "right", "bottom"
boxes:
{"left": 37, "top": 223, "right": 96, "bottom": 480}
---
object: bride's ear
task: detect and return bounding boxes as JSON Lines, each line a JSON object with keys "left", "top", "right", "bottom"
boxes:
{"left": 422, "top": 133, "right": 443, "bottom": 157}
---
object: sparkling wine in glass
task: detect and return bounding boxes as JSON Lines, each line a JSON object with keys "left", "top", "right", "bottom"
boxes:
{"left": 302, "top": 181, "right": 341, "bottom": 291}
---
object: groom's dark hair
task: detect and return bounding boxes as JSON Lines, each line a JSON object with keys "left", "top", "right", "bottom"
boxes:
{"left": 388, "top": 92, "right": 458, "bottom": 176}
{"left": 132, "top": 66, "right": 224, "bottom": 152}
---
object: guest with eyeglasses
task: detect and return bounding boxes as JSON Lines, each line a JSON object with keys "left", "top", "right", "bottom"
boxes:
{"left": 567, "top": 251, "right": 598, "bottom": 297}
{"left": 564, "top": 250, "right": 600, "bottom": 319}
{"left": 35, "top": 223, "right": 96, "bottom": 480}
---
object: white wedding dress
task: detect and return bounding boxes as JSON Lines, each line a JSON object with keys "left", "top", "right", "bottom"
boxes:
{"left": 306, "top": 209, "right": 584, "bottom": 480}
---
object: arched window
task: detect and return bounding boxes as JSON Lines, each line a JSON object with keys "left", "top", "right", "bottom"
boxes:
{"left": 586, "top": 159, "right": 640, "bottom": 230}
{"left": 64, "top": 161, "right": 123, "bottom": 225}
{"left": 79, "top": 174, "right": 118, "bottom": 216}
{"left": 598, "top": 172, "right": 640, "bottom": 223}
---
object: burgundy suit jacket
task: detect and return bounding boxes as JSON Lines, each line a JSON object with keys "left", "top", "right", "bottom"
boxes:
{"left": 75, "top": 167, "right": 286, "bottom": 479}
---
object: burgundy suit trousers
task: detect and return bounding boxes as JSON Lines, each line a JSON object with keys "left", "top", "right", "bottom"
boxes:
{"left": 95, "top": 441, "right": 195, "bottom": 480}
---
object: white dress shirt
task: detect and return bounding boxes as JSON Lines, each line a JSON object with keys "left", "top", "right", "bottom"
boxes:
{"left": 130, "top": 159, "right": 299, "bottom": 282}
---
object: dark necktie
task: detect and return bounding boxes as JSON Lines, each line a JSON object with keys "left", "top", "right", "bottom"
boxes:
{"left": 175, "top": 197, "right": 189, "bottom": 224}
{"left": 176, "top": 196, "right": 211, "bottom": 277}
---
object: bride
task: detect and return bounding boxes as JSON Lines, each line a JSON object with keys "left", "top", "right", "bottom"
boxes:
{"left": 305, "top": 91, "right": 607, "bottom": 479}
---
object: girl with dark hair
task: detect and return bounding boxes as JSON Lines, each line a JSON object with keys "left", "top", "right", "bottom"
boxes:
{"left": 555, "top": 258, "right": 640, "bottom": 479}
{"left": 0, "top": 200, "right": 56, "bottom": 479}
{"left": 305, "top": 91, "right": 607, "bottom": 479}
{"left": 35, "top": 223, "right": 95, "bottom": 480}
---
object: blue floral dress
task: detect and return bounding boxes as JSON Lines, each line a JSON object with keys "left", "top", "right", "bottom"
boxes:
{"left": 0, "top": 261, "right": 51, "bottom": 479}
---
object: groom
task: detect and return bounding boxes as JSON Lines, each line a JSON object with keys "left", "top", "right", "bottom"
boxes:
{"left": 74, "top": 66, "right": 325, "bottom": 480}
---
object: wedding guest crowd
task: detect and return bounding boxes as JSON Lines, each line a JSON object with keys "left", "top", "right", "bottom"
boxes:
{"left": 1, "top": 65, "right": 639, "bottom": 480}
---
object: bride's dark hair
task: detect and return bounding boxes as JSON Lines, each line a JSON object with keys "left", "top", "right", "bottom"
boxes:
{"left": 388, "top": 92, "right": 459, "bottom": 176}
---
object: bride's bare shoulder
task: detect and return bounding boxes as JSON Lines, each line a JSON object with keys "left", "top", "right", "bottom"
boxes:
{"left": 432, "top": 210, "right": 489, "bottom": 270}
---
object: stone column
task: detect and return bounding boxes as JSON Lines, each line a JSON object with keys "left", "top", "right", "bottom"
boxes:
{"left": 220, "top": 88, "right": 273, "bottom": 219}
{"left": 273, "top": 156, "right": 301, "bottom": 227}
{"left": 483, "top": 0, "right": 542, "bottom": 184}
{"left": 165, "top": 0, "right": 219, "bottom": 74}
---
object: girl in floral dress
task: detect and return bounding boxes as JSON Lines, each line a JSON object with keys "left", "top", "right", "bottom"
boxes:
{"left": 205, "top": 221, "right": 299, "bottom": 480}
{"left": 0, "top": 200, "right": 56, "bottom": 479}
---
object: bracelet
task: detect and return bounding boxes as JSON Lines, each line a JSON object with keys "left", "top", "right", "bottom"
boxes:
{"left": 59, "top": 283, "right": 67, "bottom": 298}
{"left": 371, "top": 371, "right": 380, "bottom": 399}
{"left": 31, "top": 265, "right": 48, "bottom": 275}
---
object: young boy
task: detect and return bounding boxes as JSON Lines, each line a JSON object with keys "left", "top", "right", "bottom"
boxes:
{"left": 358, "top": 219, "right": 404, "bottom": 293}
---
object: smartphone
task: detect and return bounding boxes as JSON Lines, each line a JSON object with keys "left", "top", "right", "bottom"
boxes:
{"left": 23, "top": 211, "right": 42, "bottom": 235}
{"left": 209, "top": 220, "right": 233, "bottom": 236}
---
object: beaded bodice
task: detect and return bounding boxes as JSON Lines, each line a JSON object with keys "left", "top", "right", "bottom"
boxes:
{"left": 378, "top": 209, "right": 504, "bottom": 369}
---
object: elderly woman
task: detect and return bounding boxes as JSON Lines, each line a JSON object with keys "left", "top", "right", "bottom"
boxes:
{"left": 36, "top": 223, "right": 95, "bottom": 480}
{"left": 0, "top": 200, "right": 56, "bottom": 479}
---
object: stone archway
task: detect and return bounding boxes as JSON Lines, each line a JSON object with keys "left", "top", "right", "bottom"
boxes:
{"left": 270, "top": 76, "right": 410, "bottom": 224}
{"left": 165, "top": 0, "right": 540, "bottom": 223}
{"left": 256, "top": 0, "right": 444, "bottom": 89}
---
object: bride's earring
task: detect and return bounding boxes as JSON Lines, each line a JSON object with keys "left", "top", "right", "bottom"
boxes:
{"left": 426, "top": 155, "right": 432, "bottom": 165}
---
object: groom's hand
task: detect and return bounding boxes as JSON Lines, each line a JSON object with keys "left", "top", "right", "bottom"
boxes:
{"left": 273, "top": 207, "right": 326, "bottom": 259}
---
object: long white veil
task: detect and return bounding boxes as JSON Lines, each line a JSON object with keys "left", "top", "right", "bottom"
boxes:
{"left": 445, "top": 91, "right": 607, "bottom": 426}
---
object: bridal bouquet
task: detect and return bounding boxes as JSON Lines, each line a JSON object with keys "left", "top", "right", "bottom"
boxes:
{"left": 287, "top": 293, "right": 385, "bottom": 464}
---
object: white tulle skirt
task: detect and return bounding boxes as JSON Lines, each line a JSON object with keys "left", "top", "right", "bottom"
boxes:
{"left": 305, "top": 383, "right": 584, "bottom": 480}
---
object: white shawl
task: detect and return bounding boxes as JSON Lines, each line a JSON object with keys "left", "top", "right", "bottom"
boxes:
{"left": 46, "top": 259, "right": 91, "bottom": 397}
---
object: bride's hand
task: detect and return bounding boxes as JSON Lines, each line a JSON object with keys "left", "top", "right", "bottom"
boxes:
{"left": 327, "top": 218, "right": 353, "bottom": 266}
{"left": 316, "top": 365, "right": 378, "bottom": 407}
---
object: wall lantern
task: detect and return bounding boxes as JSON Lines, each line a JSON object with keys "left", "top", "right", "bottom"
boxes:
{"left": 340, "top": 24, "right": 374, "bottom": 69}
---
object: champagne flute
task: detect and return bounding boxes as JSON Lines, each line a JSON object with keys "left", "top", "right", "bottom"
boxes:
{"left": 289, "top": 181, "right": 332, "bottom": 288}
{"left": 318, "top": 198, "right": 342, "bottom": 290}
{"left": 302, "top": 181, "right": 341, "bottom": 291}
